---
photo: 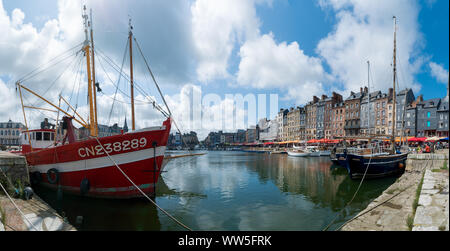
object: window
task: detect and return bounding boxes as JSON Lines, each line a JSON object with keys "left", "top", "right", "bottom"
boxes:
{"left": 44, "top": 132, "right": 50, "bottom": 141}
{"left": 427, "top": 112, "right": 431, "bottom": 118}
{"left": 36, "top": 132, "right": 42, "bottom": 141}
{"left": 407, "top": 113, "right": 410, "bottom": 118}
{"left": 427, "top": 121, "right": 431, "bottom": 127}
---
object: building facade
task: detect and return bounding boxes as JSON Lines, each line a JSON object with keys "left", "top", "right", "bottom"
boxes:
{"left": 331, "top": 102, "right": 345, "bottom": 138}
{"left": 258, "top": 118, "right": 278, "bottom": 142}
{"left": 305, "top": 96, "right": 319, "bottom": 140}
{"left": 416, "top": 98, "right": 441, "bottom": 137}
{"left": 0, "top": 120, "right": 26, "bottom": 147}
{"left": 437, "top": 87, "right": 449, "bottom": 137}
{"left": 324, "top": 92, "right": 343, "bottom": 139}
{"left": 395, "top": 89, "right": 416, "bottom": 137}
{"left": 344, "top": 90, "right": 364, "bottom": 137}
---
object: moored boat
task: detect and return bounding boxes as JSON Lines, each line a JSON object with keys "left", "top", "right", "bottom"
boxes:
{"left": 343, "top": 152, "right": 407, "bottom": 179}
{"left": 25, "top": 117, "right": 171, "bottom": 199}
{"left": 287, "top": 149, "right": 309, "bottom": 157}
{"left": 16, "top": 6, "right": 173, "bottom": 199}
{"left": 340, "top": 16, "right": 409, "bottom": 179}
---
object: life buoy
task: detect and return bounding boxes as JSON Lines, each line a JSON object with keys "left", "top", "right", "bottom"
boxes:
{"left": 80, "top": 178, "right": 90, "bottom": 196}
{"left": 47, "top": 168, "right": 60, "bottom": 184}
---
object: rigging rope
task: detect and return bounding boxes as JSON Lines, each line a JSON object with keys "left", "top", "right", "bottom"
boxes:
{"left": 133, "top": 37, "right": 172, "bottom": 116}
{"left": 94, "top": 48, "right": 169, "bottom": 118}
{"left": 91, "top": 136, "right": 193, "bottom": 231}
{"left": 0, "top": 178, "right": 40, "bottom": 231}
{"left": 18, "top": 43, "right": 83, "bottom": 83}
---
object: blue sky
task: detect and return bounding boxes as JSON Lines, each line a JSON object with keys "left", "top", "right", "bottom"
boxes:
{"left": 0, "top": 0, "right": 448, "bottom": 138}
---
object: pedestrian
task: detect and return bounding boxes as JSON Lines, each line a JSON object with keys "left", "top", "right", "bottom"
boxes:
{"left": 425, "top": 144, "right": 430, "bottom": 153}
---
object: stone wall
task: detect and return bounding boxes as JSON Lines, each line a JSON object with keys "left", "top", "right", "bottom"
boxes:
{"left": 0, "top": 152, "right": 30, "bottom": 195}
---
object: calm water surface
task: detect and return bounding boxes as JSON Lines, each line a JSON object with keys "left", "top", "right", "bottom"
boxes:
{"left": 34, "top": 151, "right": 398, "bottom": 231}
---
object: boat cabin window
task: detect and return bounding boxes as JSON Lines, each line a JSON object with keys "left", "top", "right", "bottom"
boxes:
{"left": 44, "top": 132, "right": 50, "bottom": 141}
{"left": 51, "top": 132, "right": 54, "bottom": 141}
{"left": 36, "top": 132, "right": 42, "bottom": 141}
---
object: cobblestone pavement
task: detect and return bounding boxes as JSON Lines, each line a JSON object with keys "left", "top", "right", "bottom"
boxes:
{"left": 342, "top": 153, "right": 448, "bottom": 231}
{"left": 413, "top": 167, "right": 449, "bottom": 231}
{"left": 0, "top": 194, "right": 76, "bottom": 231}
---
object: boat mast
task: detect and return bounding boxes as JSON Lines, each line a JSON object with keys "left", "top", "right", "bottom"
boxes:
{"left": 391, "top": 16, "right": 397, "bottom": 151}
{"left": 367, "top": 60, "right": 370, "bottom": 136}
{"left": 90, "top": 8, "right": 99, "bottom": 136}
{"left": 82, "top": 5, "right": 98, "bottom": 137}
{"left": 129, "top": 18, "right": 136, "bottom": 131}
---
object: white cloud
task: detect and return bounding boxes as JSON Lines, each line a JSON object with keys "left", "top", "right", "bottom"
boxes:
{"left": 0, "top": 0, "right": 196, "bottom": 128}
{"left": 429, "top": 62, "right": 448, "bottom": 84}
{"left": 191, "top": 0, "right": 269, "bottom": 83}
{"left": 317, "top": 0, "right": 424, "bottom": 96}
{"left": 237, "top": 33, "right": 326, "bottom": 104}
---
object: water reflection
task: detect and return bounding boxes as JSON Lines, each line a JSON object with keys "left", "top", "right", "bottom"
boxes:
{"left": 34, "top": 151, "right": 397, "bottom": 231}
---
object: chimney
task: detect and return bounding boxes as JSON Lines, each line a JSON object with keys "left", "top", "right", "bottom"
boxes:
{"left": 364, "top": 86, "right": 368, "bottom": 94}
{"left": 417, "top": 95, "right": 423, "bottom": 103}
{"left": 360, "top": 87, "right": 363, "bottom": 94}
{"left": 388, "top": 88, "right": 393, "bottom": 99}
{"left": 313, "top": 96, "right": 319, "bottom": 103}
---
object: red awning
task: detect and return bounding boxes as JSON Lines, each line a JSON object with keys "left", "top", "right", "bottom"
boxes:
{"left": 408, "top": 137, "right": 427, "bottom": 142}
{"left": 264, "top": 142, "right": 274, "bottom": 145}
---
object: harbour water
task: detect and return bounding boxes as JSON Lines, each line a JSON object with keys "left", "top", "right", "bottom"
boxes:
{"left": 33, "top": 151, "right": 398, "bottom": 231}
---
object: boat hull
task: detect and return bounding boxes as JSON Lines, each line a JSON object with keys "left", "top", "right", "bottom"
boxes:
{"left": 319, "top": 151, "right": 331, "bottom": 156}
{"left": 26, "top": 118, "right": 171, "bottom": 199}
{"left": 287, "top": 151, "right": 309, "bottom": 157}
{"left": 344, "top": 153, "right": 408, "bottom": 179}
{"left": 309, "top": 152, "right": 321, "bottom": 157}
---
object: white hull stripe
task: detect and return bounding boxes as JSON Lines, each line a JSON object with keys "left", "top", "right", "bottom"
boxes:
{"left": 41, "top": 182, "right": 155, "bottom": 193}
{"left": 30, "top": 146, "right": 166, "bottom": 173}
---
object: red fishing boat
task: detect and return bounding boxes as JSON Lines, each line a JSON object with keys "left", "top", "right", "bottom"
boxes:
{"left": 15, "top": 6, "right": 173, "bottom": 199}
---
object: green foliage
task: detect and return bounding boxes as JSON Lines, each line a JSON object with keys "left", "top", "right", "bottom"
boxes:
{"left": 15, "top": 179, "right": 24, "bottom": 199}
{"left": 407, "top": 214, "right": 414, "bottom": 231}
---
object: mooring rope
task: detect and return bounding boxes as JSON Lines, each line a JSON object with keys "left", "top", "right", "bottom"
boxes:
{"left": 91, "top": 136, "right": 192, "bottom": 231}
{"left": 0, "top": 177, "right": 40, "bottom": 231}
{"left": 336, "top": 156, "right": 432, "bottom": 231}
{"left": 322, "top": 152, "right": 374, "bottom": 231}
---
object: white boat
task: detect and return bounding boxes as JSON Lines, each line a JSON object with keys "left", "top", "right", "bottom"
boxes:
{"left": 305, "top": 146, "right": 320, "bottom": 157}
{"left": 319, "top": 150, "right": 331, "bottom": 156}
{"left": 287, "top": 150, "right": 309, "bottom": 157}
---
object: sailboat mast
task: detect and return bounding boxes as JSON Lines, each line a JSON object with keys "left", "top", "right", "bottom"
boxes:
{"left": 129, "top": 18, "right": 136, "bottom": 131}
{"left": 90, "top": 9, "right": 98, "bottom": 136}
{"left": 83, "top": 5, "right": 97, "bottom": 137}
{"left": 367, "top": 60, "right": 370, "bottom": 136}
{"left": 391, "top": 16, "right": 397, "bottom": 150}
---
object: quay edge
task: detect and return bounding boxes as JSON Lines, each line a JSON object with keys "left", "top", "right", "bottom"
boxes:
{"left": 1, "top": 151, "right": 76, "bottom": 231}
{"left": 341, "top": 150, "right": 449, "bottom": 231}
